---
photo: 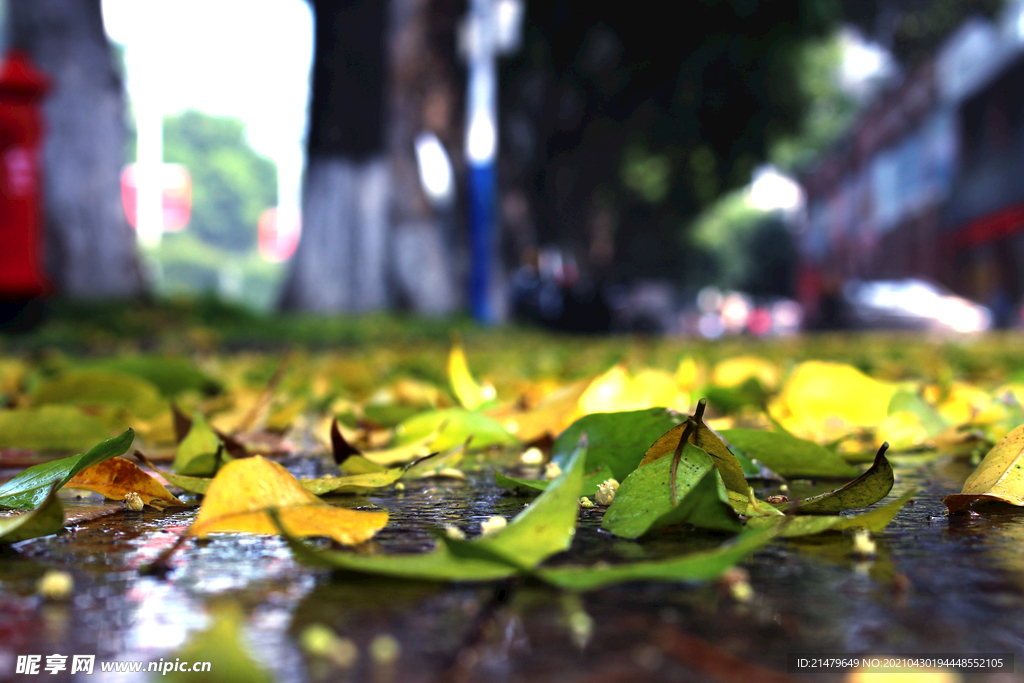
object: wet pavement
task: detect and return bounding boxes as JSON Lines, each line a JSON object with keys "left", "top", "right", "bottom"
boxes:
{"left": 1, "top": 453, "right": 1023, "bottom": 683}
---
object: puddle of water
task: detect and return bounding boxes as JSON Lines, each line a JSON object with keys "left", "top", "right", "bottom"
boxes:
{"left": 0, "top": 458, "right": 1022, "bottom": 682}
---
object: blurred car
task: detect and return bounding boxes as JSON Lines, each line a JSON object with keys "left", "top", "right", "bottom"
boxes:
{"left": 842, "top": 278, "right": 992, "bottom": 333}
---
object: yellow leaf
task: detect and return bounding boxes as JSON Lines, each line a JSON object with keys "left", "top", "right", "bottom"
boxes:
{"left": 361, "top": 429, "right": 441, "bottom": 465}
{"left": 575, "top": 366, "right": 689, "bottom": 417}
{"left": 875, "top": 410, "right": 929, "bottom": 450}
{"left": 189, "top": 456, "right": 387, "bottom": 545}
{"left": 943, "top": 424, "right": 1024, "bottom": 512}
{"left": 486, "top": 379, "right": 590, "bottom": 442}
{"left": 937, "top": 382, "right": 996, "bottom": 426}
{"left": 771, "top": 361, "right": 896, "bottom": 439}
{"left": 65, "top": 457, "right": 185, "bottom": 508}
{"left": 674, "top": 356, "right": 703, "bottom": 392}
{"left": 448, "top": 339, "right": 494, "bottom": 410}
{"left": 711, "top": 356, "right": 779, "bottom": 389}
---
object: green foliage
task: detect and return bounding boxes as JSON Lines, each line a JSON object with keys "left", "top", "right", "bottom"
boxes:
{"left": 0, "top": 406, "right": 112, "bottom": 452}
{"left": 720, "top": 429, "right": 860, "bottom": 478}
{"left": 0, "top": 430, "right": 134, "bottom": 510}
{"left": 688, "top": 192, "right": 797, "bottom": 297}
{"left": 395, "top": 408, "right": 518, "bottom": 452}
{"left": 163, "top": 110, "right": 277, "bottom": 253}
{"left": 601, "top": 445, "right": 742, "bottom": 538}
{"left": 0, "top": 488, "right": 64, "bottom": 544}
{"left": 550, "top": 408, "right": 682, "bottom": 480}
{"left": 770, "top": 36, "right": 857, "bottom": 172}
{"left": 787, "top": 444, "right": 895, "bottom": 514}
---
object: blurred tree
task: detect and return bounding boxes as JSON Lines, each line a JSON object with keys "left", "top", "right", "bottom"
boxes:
{"left": 498, "top": 0, "right": 1006, "bottom": 288}
{"left": 769, "top": 37, "right": 858, "bottom": 172}
{"left": 282, "top": 0, "right": 463, "bottom": 314}
{"left": 840, "top": 0, "right": 1005, "bottom": 67}
{"left": 499, "top": 0, "right": 840, "bottom": 286}
{"left": 8, "top": 0, "right": 142, "bottom": 299}
{"left": 162, "top": 110, "right": 277, "bottom": 253}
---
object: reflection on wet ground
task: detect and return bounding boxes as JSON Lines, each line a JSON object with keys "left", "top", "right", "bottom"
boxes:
{"left": 1, "top": 455, "right": 1023, "bottom": 683}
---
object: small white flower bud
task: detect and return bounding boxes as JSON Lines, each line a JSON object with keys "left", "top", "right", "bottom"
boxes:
{"left": 480, "top": 515, "right": 507, "bottom": 535}
{"left": 595, "top": 478, "right": 620, "bottom": 506}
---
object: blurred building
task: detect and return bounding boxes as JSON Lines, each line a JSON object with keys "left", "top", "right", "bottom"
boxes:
{"left": 798, "top": 2, "right": 1024, "bottom": 326}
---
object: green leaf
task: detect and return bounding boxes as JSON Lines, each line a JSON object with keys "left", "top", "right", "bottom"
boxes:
{"left": 748, "top": 488, "right": 917, "bottom": 537}
{"left": 639, "top": 401, "right": 749, "bottom": 494}
{"left": 551, "top": 408, "right": 682, "bottom": 480}
{"left": 298, "top": 470, "right": 405, "bottom": 496}
{"left": 337, "top": 454, "right": 388, "bottom": 474}
{"left": 396, "top": 408, "right": 518, "bottom": 452}
{"left": 31, "top": 369, "right": 166, "bottom": 418}
{"left": 173, "top": 413, "right": 231, "bottom": 476}
{"left": 137, "top": 453, "right": 402, "bottom": 497}
{"left": 888, "top": 390, "right": 946, "bottom": 436}
{"left": 719, "top": 428, "right": 860, "bottom": 478}
{"left": 86, "top": 356, "right": 220, "bottom": 398}
{"left": 161, "top": 603, "right": 274, "bottom": 683}
{"left": 0, "top": 486, "right": 64, "bottom": 543}
{"left": 494, "top": 464, "right": 613, "bottom": 497}
{"left": 784, "top": 443, "right": 895, "bottom": 514}
{"left": 537, "top": 527, "right": 778, "bottom": 591}
{"left": 601, "top": 444, "right": 741, "bottom": 538}
{"left": 275, "top": 438, "right": 588, "bottom": 581}
{"left": 0, "top": 430, "right": 135, "bottom": 510}
{"left": 0, "top": 406, "right": 112, "bottom": 452}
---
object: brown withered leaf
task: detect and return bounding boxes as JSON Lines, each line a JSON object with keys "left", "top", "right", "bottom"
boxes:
{"left": 65, "top": 457, "right": 187, "bottom": 509}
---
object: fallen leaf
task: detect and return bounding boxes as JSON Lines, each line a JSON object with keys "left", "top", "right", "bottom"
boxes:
{"left": 31, "top": 369, "right": 166, "bottom": 419}
{"left": 275, "top": 438, "right": 588, "bottom": 581}
{"left": 64, "top": 457, "right": 185, "bottom": 508}
{"left": 486, "top": 378, "right": 590, "bottom": 442}
{"left": 711, "top": 356, "right": 779, "bottom": 390}
{"left": 601, "top": 444, "right": 741, "bottom": 538}
{"left": 0, "top": 486, "right": 64, "bottom": 543}
{"left": 537, "top": 527, "right": 778, "bottom": 591}
{"left": 188, "top": 456, "right": 388, "bottom": 545}
{"left": 174, "top": 412, "right": 232, "bottom": 476}
{"left": 770, "top": 361, "right": 897, "bottom": 440}
{"left": 494, "top": 464, "right": 613, "bottom": 497}
{"left": 888, "top": 389, "right": 947, "bottom": 436}
{"left": 330, "top": 418, "right": 361, "bottom": 465}
{"left": 86, "top": 356, "right": 220, "bottom": 397}
{"left": 136, "top": 450, "right": 401, "bottom": 497}
{"left": 0, "top": 405, "right": 112, "bottom": 452}
{"left": 573, "top": 365, "right": 689, "bottom": 417}
{"left": 551, "top": 407, "right": 682, "bottom": 480}
{"left": 448, "top": 338, "right": 495, "bottom": 410}
{"left": 784, "top": 443, "right": 894, "bottom": 514}
{"left": 639, "top": 400, "right": 749, "bottom": 494}
{"left": 719, "top": 429, "right": 859, "bottom": 478}
{"left": 0, "top": 430, "right": 135, "bottom": 510}
{"left": 395, "top": 408, "right": 516, "bottom": 453}
{"left": 161, "top": 602, "right": 274, "bottom": 683}
{"left": 943, "top": 424, "right": 1024, "bottom": 512}
{"left": 747, "top": 489, "right": 917, "bottom": 536}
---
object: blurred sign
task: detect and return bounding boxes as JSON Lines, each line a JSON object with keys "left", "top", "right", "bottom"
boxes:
{"left": 120, "top": 163, "right": 191, "bottom": 232}
{"left": 258, "top": 207, "right": 301, "bottom": 262}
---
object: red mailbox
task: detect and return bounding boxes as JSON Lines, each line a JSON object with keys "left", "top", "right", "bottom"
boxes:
{"left": 0, "top": 50, "right": 51, "bottom": 300}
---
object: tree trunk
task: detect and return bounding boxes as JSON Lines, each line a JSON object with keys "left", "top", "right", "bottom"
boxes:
{"left": 282, "top": 0, "right": 462, "bottom": 315}
{"left": 9, "top": 0, "right": 143, "bottom": 299}
{"left": 281, "top": 0, "right": 391, "bottom": 312}
{"left": 386, "top": 0, "right": 462, "bottom": 315}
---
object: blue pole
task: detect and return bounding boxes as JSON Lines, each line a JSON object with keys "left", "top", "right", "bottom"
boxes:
{"left": 468, "top": 162, "right": 496, "bottom": 323}
{"left": 465, "top": 0, "right": 498, "bottom": 324}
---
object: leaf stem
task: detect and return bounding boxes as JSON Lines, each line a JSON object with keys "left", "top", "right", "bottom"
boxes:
{"left": 670, "top": 420, "right": 696, "bottom": 507}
